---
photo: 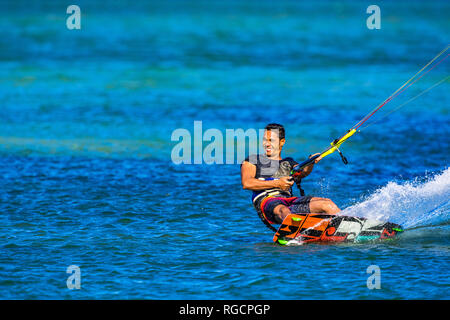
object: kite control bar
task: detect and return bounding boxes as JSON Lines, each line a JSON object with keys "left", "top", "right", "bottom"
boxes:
{"left": 290, "top": 128, "right": 356, "bottom": 177}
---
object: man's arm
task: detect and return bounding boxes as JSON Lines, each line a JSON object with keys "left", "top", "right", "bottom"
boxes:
{"left": 241, "top": 161, "right": 293, "bottom": 191}
{"left": 296, "top": 153, "right": 322, "bottom": 179}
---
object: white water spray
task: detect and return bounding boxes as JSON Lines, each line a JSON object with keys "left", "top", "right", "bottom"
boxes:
{"left": 342, "top": 168, "right": 450, "bottom": 229}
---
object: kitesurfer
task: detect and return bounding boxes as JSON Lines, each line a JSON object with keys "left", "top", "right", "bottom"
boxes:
{"left": 240, "top": 123, "right": 341, "bottom": 228}
{"left": 240, "top": 47, "right": 449, "bottom": 230}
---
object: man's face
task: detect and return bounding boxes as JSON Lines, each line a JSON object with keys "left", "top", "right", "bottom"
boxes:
{"left": 263, "top": 129, "right": 285, "bottom": 158}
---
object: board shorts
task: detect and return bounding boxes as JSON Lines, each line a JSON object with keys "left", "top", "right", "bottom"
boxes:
{"left": 260, "top": 195, "right": 313, "bottom": 224}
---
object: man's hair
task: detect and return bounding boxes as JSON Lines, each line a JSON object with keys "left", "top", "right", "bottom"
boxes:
{"left": 265, "top": 123, "right": 285, "bottom": 140}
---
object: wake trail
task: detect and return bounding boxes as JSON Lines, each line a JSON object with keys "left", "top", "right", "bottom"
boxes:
{"left": 342, "top": 168, "right": 450, "bottom": 229}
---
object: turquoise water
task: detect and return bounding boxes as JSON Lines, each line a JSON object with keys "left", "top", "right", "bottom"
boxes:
{"left": 0, "top": 1, "right": 449, "bottom": 299}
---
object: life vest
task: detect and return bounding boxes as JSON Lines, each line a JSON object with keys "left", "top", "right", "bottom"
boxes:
{"left": 242, "top": 154, "right": 305, "bottom": 231}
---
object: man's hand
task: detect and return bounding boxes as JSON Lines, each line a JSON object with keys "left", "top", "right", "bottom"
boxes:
{"left": 311, "top": 152, "right": 323, "bottom": 163}
{"left": 277, "top": 176, "right": 294, "bottom": 191}
{"left": 301, "top": 153, "right": 322, "bottom": 177}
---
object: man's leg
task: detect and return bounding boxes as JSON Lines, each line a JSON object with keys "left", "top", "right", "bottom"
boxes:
{"left": 273, "top": 204, "right": 292, "bottom": 223}
{"left": 271, "top": 197, "right": 341, "bottom": 224}
{"left": 309, "top": 197, "right": 340, "bottom": 214}
{"left": 273, "top": 197, "right": 340, "bottom": 222}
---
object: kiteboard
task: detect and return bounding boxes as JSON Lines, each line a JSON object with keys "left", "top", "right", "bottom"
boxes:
{"left": 274, "top": 213, "right": 403, "bottom": 245}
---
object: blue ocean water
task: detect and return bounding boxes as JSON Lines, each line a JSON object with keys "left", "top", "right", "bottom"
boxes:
{"left": 0, "top": 1, "right": 449, "bottom": 299}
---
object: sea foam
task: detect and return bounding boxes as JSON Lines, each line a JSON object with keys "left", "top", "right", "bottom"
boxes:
{"left": 342, "top": 168, "right": 450, "bottom": 229}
